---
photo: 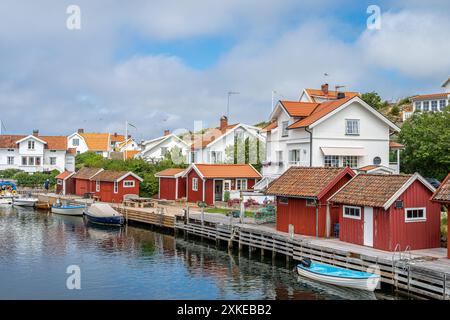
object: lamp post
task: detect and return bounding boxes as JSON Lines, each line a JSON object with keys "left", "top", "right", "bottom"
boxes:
{"left": 227, "top": 91, "right": 240, "bottom": 119}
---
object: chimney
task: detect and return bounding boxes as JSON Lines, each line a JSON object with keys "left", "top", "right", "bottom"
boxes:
{"left": 77, "top": 128, "right": 84, "bottom": 134}
{"left": 337, "top": 92, "right": 346, "bottom": 99}
{"left": 114, "top": 132, "right": 117, "bottom": 137}
{"left": 164, "top": 130, "right": 170, "bottom": 136}
{"left": 127, "top": 134, "right": 131, "bottom": 139}
{"left": 32, "top": 129, "right": 39, "bottom": 137}
{"left": 220, "top": 116, "right": 228, "bottom": 132}
{"left": 321, "top": 83, "right": 329, "bottom": 95}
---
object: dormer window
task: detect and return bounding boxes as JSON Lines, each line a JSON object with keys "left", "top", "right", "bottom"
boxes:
{"left": 28, "top": 140, "right": 35, "bottom": 150}
{"left": 345, "top": 119, "right": 360, "bottom": 135}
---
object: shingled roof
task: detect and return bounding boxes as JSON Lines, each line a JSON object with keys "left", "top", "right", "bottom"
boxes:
{"left": 431, "top": 173, "right": 450, "bottom": 204}
{"left": 266, "top": 167, "right": 354, "bottom": 199}
{"left": 72, "top": 167, "right": 104, "bottom": 180}
{"left": 90, "top": 170, "right": 143, "bottom": 182}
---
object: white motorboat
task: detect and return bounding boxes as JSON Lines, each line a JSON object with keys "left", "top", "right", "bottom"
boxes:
{"left": 296, "top": 258, "right": 380, "bottom": 292}
{"left": 84, "top": 203, "right": 124, "bottom": 226}
{"left": 0, "top": 197, "right": 13, "bottom": 206}
{"left": 51, "top": 203, "right": 85, "bottom": 216}
{"left": 13, "top": 197, "right": 38, "bottom": 207}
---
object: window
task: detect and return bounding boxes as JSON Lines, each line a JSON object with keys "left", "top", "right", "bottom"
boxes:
{"left": 281, "top": 121, "right": 289, "bottom": 137}
{"left": 161, "top": 147, "right": 168, "bottom": 156}
{"left": 288, "top": 149, "right": 301, "bottom": 165}
{"left": 343, "top": 206, "right": 361, "bottom": 220}
{"left": 405, "top": 208, "right": 426, "bottom": 222}
{"left": 57, "top": 179, "right": 63, "bottom": 185}
{"left": 190, "top": 151, "right": 196, "bottom": 163}
{"left": 431, "top": 100, "right": 438, "bottom": 112}
{"left": 423, "top": 101, "right": 430, "bottom": 111}
{"left": 49, "top": 157, "right": 56, "bottom": 165}
{"left": 28, "top": 157, "right": 35, "bottom": 166}
{"left": 324, "top": 155, "right": 339, "bottom": 167}
{"left": 7, "top": 157, "right": 14, "bottom": 165}
{"left": 114, "top": 181, "right": 118, "bottom": 193}
{"left": 96, "top": 181, "right": 100, "bottom": 192}
{"left": 123, "top": 180, "right": 135, "bottom": 188}
{"left": 73, "top": 138, "right": 80, "bottom": 146}
{"left": 35, "top": 157, "right": 41, "bottom": 166}
{"left": 77, "top": 151, "right": 81, "bottom": 155}
{"left": 192, "top": 178, "right": 198, "bottom": 191}
{"left": 236, "top": 179, "right": 248, "bottom": 190}
{"left": 22, "top": 157, "right": 27, "bottom": 166}
{"left": 211, "top": 151, "right": 223, "bottom": 164}
{"left": 306, "top": 199, "right": 316, "bottom": 207}
{"left": 373, "top": 156, "right": 382, "bottom": 165}
{"left": 415, "top": 101, "right": 422, "bottom": 111}
{"left": 439, "top": 100, "right": 446, "bottom": 110}
{"left": 28, "top": 140, "right": 35, "bottom": 150}
{"left": 276, "top": 150, "right": 283, "bottom": 164}
{"left": 279, "top": 197, "right": 288, "bottom": 205}
{"left": 342, "top": 156, "right": 358, "bottom": 169}
{"left": 345, "top": 119, "right": 360, "bottom": 135}
{"left": 96, "top": 151, "right": 103, "bottom": 155}
{"left": 7, "top": 148, "right": 14, "bottom": 152}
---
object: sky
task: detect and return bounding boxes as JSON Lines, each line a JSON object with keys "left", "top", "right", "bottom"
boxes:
{"left": 0, "top": 0, "right": 449, "bottom": 141}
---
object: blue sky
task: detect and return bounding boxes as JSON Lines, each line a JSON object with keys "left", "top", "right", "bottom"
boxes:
{"left": 0, "top": 0, "right": 449, "bottom": 139}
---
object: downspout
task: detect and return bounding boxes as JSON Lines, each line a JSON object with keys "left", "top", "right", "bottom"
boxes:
{"left": 315, "top": 199, "right": 319, "bottom": 238}
{"left": 305, "top": 127, "right": 312, "bottom": 167}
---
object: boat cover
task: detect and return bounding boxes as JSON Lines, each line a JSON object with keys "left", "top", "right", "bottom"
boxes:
{"left": 88, "top": 203, "right": 122, "bottom": 217}
{"left": 298, "top": 262, "right": 379, "bottom": 279}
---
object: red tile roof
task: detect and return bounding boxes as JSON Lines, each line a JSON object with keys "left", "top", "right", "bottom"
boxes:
{"left": 0, "top": 134, "right": 68, "bottom": 150}
{"left": 261, "top": 121, "right": 278, "bottom": 133}
{"left": 55, "top": 171, "right": 74, "bottom": 180}
{"left": 280, "top": 101, "right": 320, "bottom": 117}
{"left": 411, "top": 93, "right": 449, "bottom": 100}
{"left": 193, "top": 164, "right": 262, "bottom": 179}
{"left": 155, "top": 168, "right": 186, "bottom": 177}
{"left": 266, "top": 167, "right": 354, "bottom": 199}
{"left": 305, "top": 89, "right": 359, "bottom": 102}
{"left": 329, "top": 174, "right": 412, "bottom": 207}
{"left": 389, "top": 141, "right": 404, "bottom": 149}
{"left": 431, "top": 173, "right": 450, "bottom": 203}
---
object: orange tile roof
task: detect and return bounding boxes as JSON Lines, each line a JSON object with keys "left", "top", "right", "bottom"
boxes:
{"left": 411, "top": 93, "right": 449, "bottom": 100}
{"left": 261, "top": 121, "right": 278, "bottom": 133}
{"left": 80, "top": 133, "right": 110, "bottom": 151}
{"left": 431, "top": 173, "right": 450, "bottom": 203}
{"left": 288, "top": 95, "right": 354, "bottom": 129}
{"left": 124, "top": 150, "right": 140, "bottom": 159}
{"left": 280, "top": 101, "right": 320, "bottom": 117}
{"left": 67, "top": 148, "right": 77, "bottom": 155}
{"left": 266, "top": 167, "right": 353, "bottom": 198}
{"left": 389, "top": 141, "right": 404, "bottom": 149}
{"left": 193, "top": 164, "right": 262, "bottom": 179}
{"left": 55, "top": 171, "right": 74, "bottom": 180}
{"left": 329, "top": 174, "right": 412, "bottom": 207}
{"left": 72, "top": 167, "right": 103, "bottom": 180}
{"left": 0, "top": 135, "right": 25, "bottom": 148}
{"left": 357, "top": 165, "right": 379, "bottom": 172}
{"left": 305, "top": 89, "right": 359, "bottom": 101}
{"left": 0, "top": 134, "right": 68, "bottom": 150}
{"left": 110, "top": 134, "right": 125, "bottom": 143}
{"left": 155, "top": 168, "right": 186, "bottom": 177}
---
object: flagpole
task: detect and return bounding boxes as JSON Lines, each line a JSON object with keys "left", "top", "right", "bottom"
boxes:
{"left": 125, "top": 121, "right": 128, "bottom": 161}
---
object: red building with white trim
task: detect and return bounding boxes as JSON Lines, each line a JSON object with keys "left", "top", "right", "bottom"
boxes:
{"left": 181, "top": 164, "right": 261, "bottom": 205}
{"left": 89, "top": 170, "right": 143, "bottom": 203}
{"left": 72, "top": 167, "right": 104, "bottom": 196}
{"left": 55, "top": 171, "right": 75, "bottom": 195}
{"left": 431, "top": 172, "right": 450, "bottom": 258}
{"left": 329, "top": 173, "right": 440, "bottom": 251}
{"left": 155, "top": 168, "right": 187, "bottom": 200}
{"left": 266, "top": 167, "right": 355, "bottom": 237}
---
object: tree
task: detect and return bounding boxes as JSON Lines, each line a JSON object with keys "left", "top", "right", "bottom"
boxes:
{"left": 390, "top": 105, "right": 400, "bottom": 117}
{"left": 75, "top": 151, "right": 105, "bottom": 169}
{"left": 361, "top": 91, "right": 383, "bottom": 110}
{"left": 398, "top": 108, "right": 450, "bottom": 181}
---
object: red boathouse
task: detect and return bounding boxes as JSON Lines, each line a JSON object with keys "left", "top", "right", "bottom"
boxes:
{"left": 183, "top": 164, "right": 262, "bottom": 206}
{"left": 155, "top": 168, "right": 187, "bottom": 200}
{"left": 89, "top": 170, "right": 143, "bottom": 203}
{"left": 430, "top": 172, "right": 450, "bottom": 258}
{"left": 266, "top": 167, "right": 355, "bottom": 238}
{"left": 55, "top": 171, "right": 75, "bottom": 195}
{"left": 72, "top": 167, "right": 104, "bottom": 197}
{"left": 329, "top": 173, "right": 440, "bottom": 251}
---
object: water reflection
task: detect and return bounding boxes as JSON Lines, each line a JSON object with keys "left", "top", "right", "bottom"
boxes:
{"left": 0, "top": 206, "right": 395, "bottom": 300}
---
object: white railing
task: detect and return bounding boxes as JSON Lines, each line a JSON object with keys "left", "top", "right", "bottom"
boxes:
{"left": 389, "top": 162, "right": 400, "bottom": 174}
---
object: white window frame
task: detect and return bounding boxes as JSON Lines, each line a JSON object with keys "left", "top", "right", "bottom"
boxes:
{"left": 28, "top": 140, "right": 35, "bottom": 150}
{"left": 192, "top": 178, "right": 198, "bottom": 191}
{"left": 439, "top": 99, "right": 446, "bottom": 110}
{"left": 415, "top": 101, "right": 422, "bottom": 111}
{"left": 211, "top": 151, "right": 223, "bottom": 164}
{"left": 345, "top": 119, "right": 360, "bottom": 135}
{"left": 114, "top": 181, "right": 118, "bottom": 194}
{"left": 236, "top": 178, "right": 248, "bottom": 191}
{"left": 423, "top": 101, "right": 430, "bottom": 111}
{"left": 431, "top": 100, "right": 438, "bottom": 112}
{"left": 28, "top": 157, "right": 35, "bottom": 166}
{"left": 73, "top": 138, "right": 80, "bottom": 146}
{"left": 281, "top": 121, "right": 289, "bottom": 137}
{"left": 7, "top": 156, "right": 14, "bottom": 165}
{"left": 405, "top": 207, "right": 426, "bottom": 222}
{"left": 96, "top": 181, "right": 100, "bottom": 192}
{"left": 35, "top": 157, "right": 41, "bottom": 166}
{"left": 324, "top": 155, "right": 339, "bottom": 167}
{"left": 123, "top": 180, "right": 135, "bottom": 188}
{"left": 342, "top": 156, "right": 358, "bottom": 169}
{"left": 288, "top": 149, "right": 301, "bottom": 165}
{"left": 21, "top": 157, "right": 27, "bottom": 166}
{"left": 343, "top": 205, "right": 361, "bottom": 220}
{"left": 49, "top": 157, "right": 57, "bottom": 165}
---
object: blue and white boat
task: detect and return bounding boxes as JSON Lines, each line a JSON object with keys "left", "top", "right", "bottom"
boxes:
{"left": 296, "top": 258, "right": 380, "bottom": 291}
{"left": 52, "top": 203, "right": 85, "bottom": 216}
{"left": 84, "top": 203, "right": 124, "bottom": 226}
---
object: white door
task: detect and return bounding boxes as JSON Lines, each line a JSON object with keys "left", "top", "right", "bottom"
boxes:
{"left": 363, "top": 207, "right": 374, "bottom": 247}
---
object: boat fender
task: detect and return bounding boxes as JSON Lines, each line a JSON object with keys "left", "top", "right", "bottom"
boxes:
{"left": 300, "top": 257, "right": 312, "bottom": 268}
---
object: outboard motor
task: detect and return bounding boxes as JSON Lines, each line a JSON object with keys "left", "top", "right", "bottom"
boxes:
{"left": 300, "top": 257, "right": 312, "bottom": 268}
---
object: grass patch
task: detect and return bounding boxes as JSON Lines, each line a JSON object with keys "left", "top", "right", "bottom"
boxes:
{"left": 204, "top": 207, "right": 254, "bottom": 218}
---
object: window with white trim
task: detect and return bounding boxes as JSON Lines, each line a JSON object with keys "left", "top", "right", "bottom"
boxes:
{"left": 123, "top": 180, "right": 135, "bottom": 188}
{"left": 114, "top": 181, "right": 118, "bottom": 193}
{"left": 211, "top": 151, "right": 223, "bottom": 164}
{"left": 345, "top": 119, "right": 360, "bottom": 135}
{"left": 49, "top": 157, "right": 56, "bottom": 165}
{"left": 192, "top": 178, "right": 198, "bottom": 191}
{"left": 405, "top": 208, "right": 426, "bottom": 222}
{"left": 35, "top": 157, "right": 41, "bottom": 166}
{"left": 7, "top": 156, "right": 14, "bottom": 165}
{"left": 21, "top": 157, "right": 27, "bottom": 166}
{"left": 96, "top": 181, "right": 100, "bottom": 192}
{"left": 73, "top": 138, "right": 80, "bottom": 146}
{"left": 343, "top": 206, "right": 361, "bottom": 219}
{"left": 288, "top": 149, "right": 301, "bottom": 165}
{"left": 279, "top": 197, "right": 288, "bottom": 205}
{"left": 342, "top": 156, "right": 358, "bottom": 169}
{"left": 281, "top": 121, "right": 289, "bottom": 137}
{"left": 324, "top": 155, "right": 339, "bottom": 167}
{"left": 28, "top": 140, "right": 35, "bottom": 150}
{"left": 439, "top": 99, "right": 446, "bottom": 110}
{"left": 28, "top": 157, "right": 35, "bottom": 166}
{"left": 415, "top": 101, "right": 422, "bottom": 111}
{"left": 423, "top": 101, "right": 430, "bottom": 111}
{"left": 236, "top": 179, "right": 248, "bottom": 190}
{"left": 431, "top": 100, "right": 438, "bottom": 112}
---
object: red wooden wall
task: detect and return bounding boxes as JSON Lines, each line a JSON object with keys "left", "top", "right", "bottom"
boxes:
{"left": 159, "top": 177, "right": 177, "bottom": 200}
{"left": 92, "top": 175, "right": 140, "bottom": 203}
{"left": 177, "top": 177, "right": 186, "bottom": 199}
{"left": 75, "top": 178, "right": 91, "bottom": 196}
{"left": 187, "top": 170, "right": 204, "bottom": 203}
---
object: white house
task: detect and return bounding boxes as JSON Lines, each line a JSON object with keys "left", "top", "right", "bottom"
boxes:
{"left": 0, "top": 130, "right": 76, "bottom": 173}
{"left": 261, "top": 87, "right": 401, "bottom": 181}
{"left": 138, "top": 130, "right": 189, "bottom": 163}
{"left": 403, "top": 77, "right": 450, "bottom": 121}
{"left": 188, "top": 116, "right": 266, "bottom": 165}
{"left": 115, "top": 137, "right": 140, "bottom": 152}
{"left": 67, "top": 129, "right": 119, "bottom": 158}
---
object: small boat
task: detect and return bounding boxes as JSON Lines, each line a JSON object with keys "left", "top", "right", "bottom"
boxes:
{"left": 13, "top": 197, "right": 38, "bottom": 207}
{"left": 36, "top": 202, "right": 51, "bottom": 210}
{"left": 52, "top": 203, "right": 85, "bottom": 216}
{"left": 296, "top": 258, "right": 380, "bottom": 292}
{"left": 84, "top": 203, "right": 124, "bottom": 226}
{"left": 0, "top": 197, "right": 13, "bottom": 206}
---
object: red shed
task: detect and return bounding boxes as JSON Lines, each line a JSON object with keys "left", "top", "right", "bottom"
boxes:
{"left": 72, "top": 167, "right": 104, "bottom": 197}
{"left": 55, "top": 171, "right": 75, "bottom": 195}
{"left": 430, "top": 172, "right": 450, "bottom": 258}
{"left": 90, "top": 170, "right": 143, "bottom": 203}
{"left": 184, "top": 164, "right": 262, "bottom": 206}
{"left": 266, "top": 167, "right": 355, "bottom": 238}
{"left": 329, "top": 173, "right": 440, "bottom": 251}
{"left": 155, "top": 168, "right": 187, "bottom": 200}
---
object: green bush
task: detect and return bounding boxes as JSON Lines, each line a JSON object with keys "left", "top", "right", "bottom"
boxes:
{"left": 0, "top": 169, "right": 23, "bottom": 179}
{"left": 223, "top": 191, "right": 230, "bottom": 202}
{"left": 14, "top": 170, "right": 59, "bottom": 188}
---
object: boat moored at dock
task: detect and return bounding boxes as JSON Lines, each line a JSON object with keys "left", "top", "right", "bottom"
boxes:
{"left": 84, "top": 203, "right": 124, "bottom": 226}
{"left": 51, "top": 203, "right": 85, "bottom": 216}
{"left": 13, "top": 197, "right": 38, "bottom": 207}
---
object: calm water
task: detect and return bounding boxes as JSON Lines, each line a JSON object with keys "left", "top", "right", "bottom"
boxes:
{"left": 0, "top": 206, "right": 399, "bottom": 300}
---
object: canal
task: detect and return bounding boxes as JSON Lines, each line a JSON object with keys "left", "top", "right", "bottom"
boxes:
{"left": 0, "top": 206, "right": 402, "bottom": 300}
